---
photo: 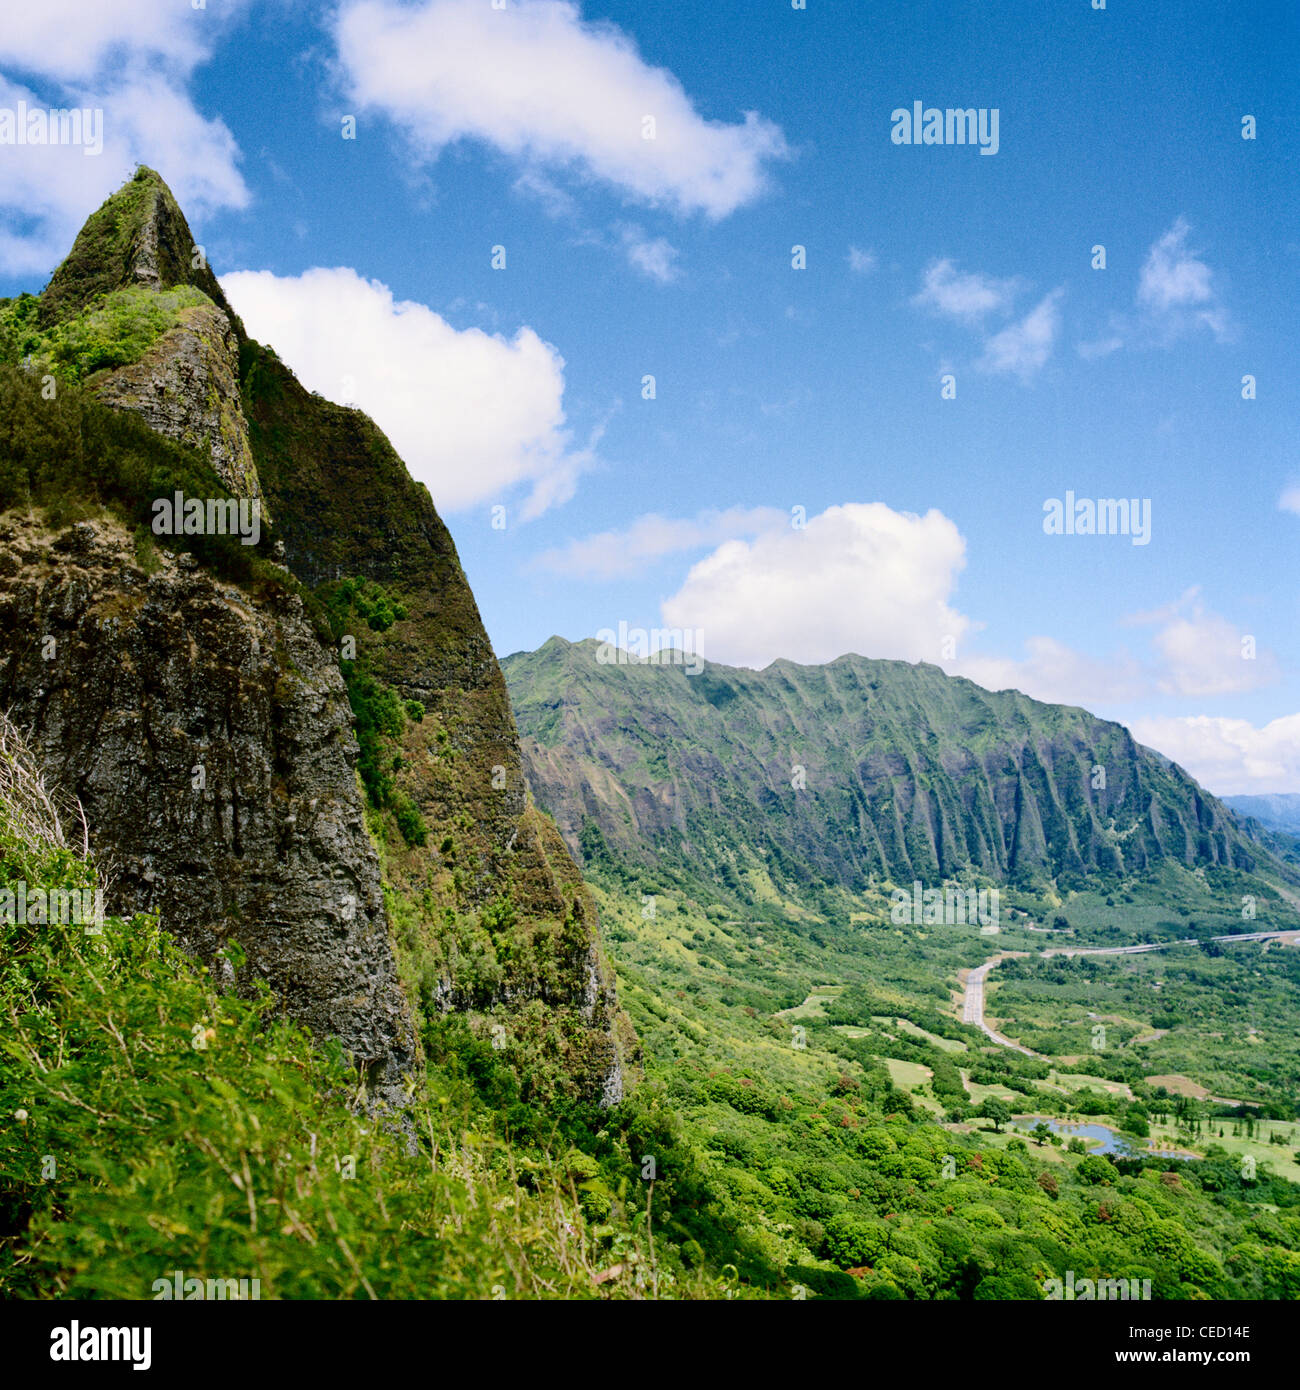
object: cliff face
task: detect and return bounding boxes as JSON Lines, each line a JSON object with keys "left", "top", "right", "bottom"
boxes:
{"left": 503, "top": 638, "right": 1288, "bottom": 897}
{"left": 0, "top": 169, "right": 628, "bottom": 1109}
{"left": 92, "top": 301, "right": 261, "bottom": 502}
{"left": 0, "top": 513, "right": 414, "bottom": 1106}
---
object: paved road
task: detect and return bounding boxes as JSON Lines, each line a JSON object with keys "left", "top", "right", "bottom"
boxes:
{"left": 962, "top": 955, "right": 1042, "bottom": 1056}
{"left": 962, "top": 929, "right": 1300, "bottom": 1056}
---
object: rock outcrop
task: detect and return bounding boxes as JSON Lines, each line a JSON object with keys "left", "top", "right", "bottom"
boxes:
{"left": 0, "top": 514, "right": 415, "bottom": 1106}
{"left": 92, "top": 301, "right": 262, "bottom": 502}
{"left": 0, "top": 168, "right": 630, "bottom": 1110}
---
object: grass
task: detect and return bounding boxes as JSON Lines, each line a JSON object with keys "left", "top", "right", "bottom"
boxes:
{"left": 1049, "top": 1070, "right": 1135, "bottom": 1100}
{"left": 875, "top": 1015, "right": 969, "bottom": 1052}
{"left": 775, "top": 986, "right": 843, "bottom": 1020}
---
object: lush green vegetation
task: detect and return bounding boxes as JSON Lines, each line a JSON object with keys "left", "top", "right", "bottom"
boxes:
{"left": 0, "top": 362, "right": 280, "bottom": 588}
{"left": 582, "top": 866, "right": 1300, "bottom": 1298}
{"left": 504, "top": 638, "right": 1300, "bottom": 1296}
{"left": 322, "top": 578, "right": 428, "bottom": 849}
{"left": 0, "top": 721, "right": 748, "bottom": 1300}
{"left": 0, "top": 284, "right": 210, "bottom": 383}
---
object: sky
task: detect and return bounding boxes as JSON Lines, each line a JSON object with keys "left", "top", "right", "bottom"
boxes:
{"left": 0, "top": 0, "right": 1297, "bottom": 794}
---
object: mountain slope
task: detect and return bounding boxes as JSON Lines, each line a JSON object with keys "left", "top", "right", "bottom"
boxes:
{"left": 0, "top": 170, "right": 629, "bottom": 1109}
{"left": 504, "top": 638, "right": 1287, "bottom": 903}
{"left": 1226, "top": 794, "right": 1300, "bottom": 836}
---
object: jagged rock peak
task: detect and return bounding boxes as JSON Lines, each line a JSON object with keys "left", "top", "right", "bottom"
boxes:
{"left": 39, "top": 166, "right": 242, "bottom": 332}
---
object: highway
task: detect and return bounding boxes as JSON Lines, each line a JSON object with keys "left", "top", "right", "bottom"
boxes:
{"left": 961, "top": 929, "right": 1300, "bottom": 1056}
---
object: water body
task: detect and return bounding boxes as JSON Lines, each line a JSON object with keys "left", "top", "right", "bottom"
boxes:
{"left": 1010, "top": 1115, "right": 1196, "bottom": 1160}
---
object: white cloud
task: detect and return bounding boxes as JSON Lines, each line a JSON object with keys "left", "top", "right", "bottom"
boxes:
{"left": 537, "top": 505, "right": 788, "bottom": 579}
{"left": 333, "top": 0, "right": 787, "bottom": 219}
{"left": 512, "top": 168, "right": 578, "bottom": 220}
{"left": 950, "top": 586, "right": 1277, "bottom": 708}
{"left": 978, "top": 289, "right": 1062, "bottom": 380}
{"left": 1135, "top": 217, "right": 1229, "bottom": 341}
{"left": 0, "top": 4, "right": 250, "bottom": 275}
{"left": 951, "top": 638, "right": 1146, "bottom": 708}
{"left": 847, "top": 245, "right": 876, "bottom": 275}
{"left": 1139, "top": 217, "right": 1213, "bottom": 312}
{"left": 1076, "top": 334, "right": 1124, "bottom": 361}
{"left": 1151, "top": 612, "right": 1277, "bottom": 697}
{"left": 0, "top": 1, "right": 226, "bottom": 81}
{"left": 1122, "top": 588, "right": 1278, "bottom": 697}
{"left": 221, "top": 266, "right": 592, "bottom": 518}
{"left": 1127, "top": 713, "right": 1300, "bottom": 797}
{"left": 659, "top": 502, "right": 971, "bottom": 668}
{"left": 913, "top": 258, "right": 1018, "bottom": 321}
{"left": 1279, "top": 485, "right": 1300, "bottom": 517}
{"left": 1075, "top": 219, "right": 1231, "bottom": 359}
{"left": 618, "top": 225, "right": 680, "bottom": 283}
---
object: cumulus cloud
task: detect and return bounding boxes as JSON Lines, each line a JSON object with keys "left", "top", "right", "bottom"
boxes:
{"left": 658, "top": 503, "right": 971, "bottom": 668}
{"left": 1122, "top": 587, "right": 1278, "bottom": 696}
{"left": 847, "top": 245, "right": 876, "bottom": 275}
{"left": 0, "top": 3, "right": 250, "bottom": 274}
{"left": 951, "top": 638, "right": 1146, "bottom": 708}
{"left": 978, "top": 289, "right": 1063, "bottom": 380}
{"left": 618, "top": 225, "right": 680, "bottom": 283}
{"left": 1127, "top": 713, "right": 1300, "bottom": 797}
{"left": 537, "top": 505, "right": 788, "bottom": 579}
{"left": 1279, "top": 485, "right": 1300, "bottom": 517}
{"left": 912, "top": 258, "right": 1018, "bottom": 321}
{"left": 333, "top": 0, "right": 787, "bottom": 220}
{"left": 222, "top": 266, "right": 592, "bottom": 518}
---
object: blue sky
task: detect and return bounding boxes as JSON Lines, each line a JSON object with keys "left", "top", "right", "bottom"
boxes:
{"left": 0, "top": 0, "right": 1297, "bottom": 793}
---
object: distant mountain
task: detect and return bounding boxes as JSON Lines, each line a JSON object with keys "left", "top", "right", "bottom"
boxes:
{"left": 1225, "top": 793, "right": 1300, "bottom": 836}
{"left": 503, "top": 637, "right": 1289, "bottom": 898}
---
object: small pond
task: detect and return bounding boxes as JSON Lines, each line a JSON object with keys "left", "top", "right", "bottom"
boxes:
{"left": 1009, "top": 1115, "right": 1196, "bottom": 1160}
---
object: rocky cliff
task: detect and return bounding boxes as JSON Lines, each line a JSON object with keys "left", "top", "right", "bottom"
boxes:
{"left": 0, "top": 169, "right": 629, "bottom": 1110}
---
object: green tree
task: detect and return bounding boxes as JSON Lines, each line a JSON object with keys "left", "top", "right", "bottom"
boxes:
{"left": 979, "top": 1097, "right": 1012, "bottom": 1133}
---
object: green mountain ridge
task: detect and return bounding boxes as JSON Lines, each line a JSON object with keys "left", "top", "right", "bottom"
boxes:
{"left": 504, "top": 636, "right": 1290, "bottom": 904}
{"left": 1225, "top": 794, "right": 1300, "bottom": 837}
{"left": 5, "top": 169, "right": 1300, "bottom": 1306}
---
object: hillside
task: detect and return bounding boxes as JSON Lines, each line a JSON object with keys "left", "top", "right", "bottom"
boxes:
{"left": 499, "top": 638, "right": 1300, "bottom": 1299}
{"left": 1226, "top": 794, "right": 1300, "bottom": 837}
{"left": 503, "top": 637, "right": 1291, "bottom": 905}
{"left": 0, "top": 169, "right": 630, "bottom": 1110}
{"left": 4, "top": 168, "right": 1299, "bottom": 1306}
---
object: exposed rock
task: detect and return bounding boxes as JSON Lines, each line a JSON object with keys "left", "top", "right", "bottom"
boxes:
{"left": 38, "top": 166, "right": 244, "bottom": 332}
{"left": 91, "top": 302, "right": 263, "bottom": 504}
{"left": 0, "top": 515, "right": 415, "bottom": 1110}
{"left": 0, "top": 167, "right": 632, "bottom": 1112}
